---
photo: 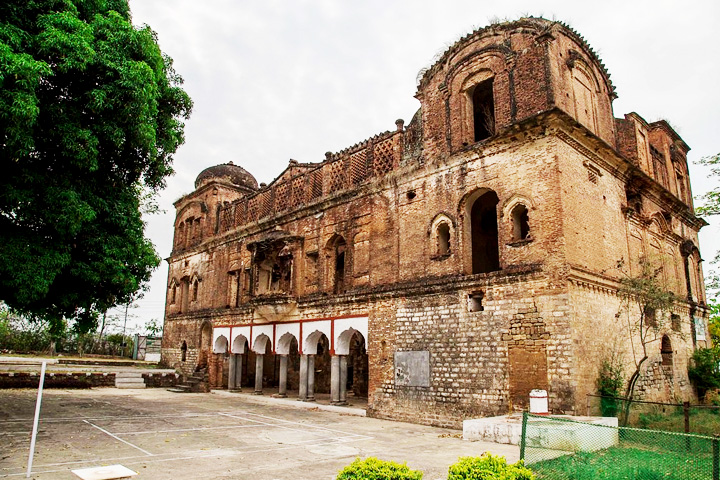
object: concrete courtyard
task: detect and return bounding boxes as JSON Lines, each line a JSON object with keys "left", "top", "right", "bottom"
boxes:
{"left": 0, "top": 388, "right": 519, "bottom": 480}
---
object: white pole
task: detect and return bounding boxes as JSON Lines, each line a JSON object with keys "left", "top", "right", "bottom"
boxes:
{"left": 26, "top": 361, "right": 47, "bottom": 478}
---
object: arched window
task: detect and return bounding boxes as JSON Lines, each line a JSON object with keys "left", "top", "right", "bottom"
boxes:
{"left": 511, "top": 204, "right": 530, "bottom": 241}
{"left": 472, "top": 79, "right": 495, "bottom": 142}
{"left": 661, "top": 335, "right": 673, "bottom": 367}
{"left": 437, "top": 222, "right": 451, "bottom": 255}
{"left": 170, "top": 284, "right": 177, "bottom": 305}
{"left": 469, "top": 191, "right": 500, "bottom": 274}
{"left": 326, "top": 235, "right": 347, "bottom": 294}
{"left": 191, "top": 278, "right": 199, "bottom": 302}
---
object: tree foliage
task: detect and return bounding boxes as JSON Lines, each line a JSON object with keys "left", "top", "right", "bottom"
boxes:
{"left": 616, "top": 257, "right": 678, "bottom": 404}
{"left": 0, "top": 1, "right": 192, "bottom": 331}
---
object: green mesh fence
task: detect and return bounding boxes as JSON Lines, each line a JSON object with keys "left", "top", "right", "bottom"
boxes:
{"left": 520, "top": 412, "right": 719, "bottom": 480}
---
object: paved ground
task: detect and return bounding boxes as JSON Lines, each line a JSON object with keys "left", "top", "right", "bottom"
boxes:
{"left": 0, "top": 388, "right": 519, "bottom": 480}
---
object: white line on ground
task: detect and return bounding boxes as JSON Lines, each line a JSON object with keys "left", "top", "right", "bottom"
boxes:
{"left": 82, "top": 420, "right": 154, "bottom": 457}
{"left": 0, "top": 435, "right": 368, "bottom": 477}
{"left": 221, "top": 411, "right": 372, "bottom": 438}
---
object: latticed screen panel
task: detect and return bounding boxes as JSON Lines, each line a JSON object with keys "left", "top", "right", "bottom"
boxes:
{"left": 327, "top": 159, "right": 346, "bottom": 193}
{"left": 234, "top": 199, "right": 246, "bottom": 226}
{"left": 350, "top": 149, "right": 369, "bottom": 185}
{"left": 274, "top": 182, "right": 290, "bottom": 212}
{"left": 373, "top": 139, "right": 396, "bottom": 176}
{"left": 219, "top": 204, "right": 233, "bottom": 232}
{"left": 257, "top": 190, "right": 272, "bottom": 219}
{"left": 308, "top": 169, "right": 323, "bottom": 200}
{"left": 290, "top": 175, "right": 305, "bottom": 209}
{"left": 246, "top": 195, "right": 260, "bottom": 223}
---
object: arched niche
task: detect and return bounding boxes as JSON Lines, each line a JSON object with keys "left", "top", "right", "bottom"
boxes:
{"left": 213, "top": 335, "right": 228, "bottom": 354}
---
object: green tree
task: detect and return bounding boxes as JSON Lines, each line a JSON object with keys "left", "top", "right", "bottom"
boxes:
{"left": 0, "top": 1, "right": 192, "bottom": 332}
{"left": 616, "top": 257, "right": 677, "bottom": 414}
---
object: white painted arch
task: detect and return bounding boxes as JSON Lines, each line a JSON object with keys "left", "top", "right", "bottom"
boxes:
{"left": 275, "top": 323, "right": 300, "bottom": 355}
{"left": 302, "top": 320, "right": 331, "bottom": 355}
{"left": 334, "top": 316, "right": 368, "bottom": 355}
{"left": 212, "top": 327, "right": 231, "bottom": 353}
{"left": 251, "top": 324, "right": 274, "bottom": 353}
{"left": 213, "top": 335, "right": 228, "bottom": 354}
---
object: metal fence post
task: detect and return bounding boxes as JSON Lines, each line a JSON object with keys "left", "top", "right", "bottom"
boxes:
{"left": 520, "top": 411, "right": 528, "bottom": 461}
{"left": 713, "top": 434, "right": 719, "bottom": 480}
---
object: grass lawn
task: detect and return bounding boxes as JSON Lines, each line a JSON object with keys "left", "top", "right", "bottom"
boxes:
{"left": 529, "top": 445, "right": 712, "bottom": 480}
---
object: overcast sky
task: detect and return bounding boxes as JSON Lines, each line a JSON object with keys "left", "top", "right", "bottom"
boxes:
{"left": 118, "top": 0, "right": 720, "bottom": 333}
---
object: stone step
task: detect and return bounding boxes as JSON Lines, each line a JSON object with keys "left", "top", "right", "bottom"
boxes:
{"left": 115, "top": 372, "right": 144, "bottom": 378}
{"left": 167, "top": 386, "right": 190, "bottom": 393}
{"left": 115, "top": 377, "right": 145, "bottom": 384}
{"left": 116, "top": 382, "right": 146, "bottom": 389}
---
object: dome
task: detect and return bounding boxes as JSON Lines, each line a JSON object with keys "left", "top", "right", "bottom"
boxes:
{"left": 195, "top": 162, "right": 258, "bottom": 191}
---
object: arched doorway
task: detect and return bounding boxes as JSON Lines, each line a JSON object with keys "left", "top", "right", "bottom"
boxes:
{"left": 347, "top": 331, "right": 368, "bottom": 398}
{"left": 468, "top": 190, "right": 500, "bottom": 274}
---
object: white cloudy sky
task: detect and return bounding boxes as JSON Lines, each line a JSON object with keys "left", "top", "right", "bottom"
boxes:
{"left": 119, "top": 0, "right": 720, "bottom": 332}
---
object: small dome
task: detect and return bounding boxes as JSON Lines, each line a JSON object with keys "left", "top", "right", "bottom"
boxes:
{"left": 195, "top": 162, "right": 258, "bottom": 191}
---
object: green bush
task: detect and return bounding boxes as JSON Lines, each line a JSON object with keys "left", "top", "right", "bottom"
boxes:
{"left": 336, "top": 457, "right": 423, "bottom": 480}
{"left": 447, "top": 454, "right": 535, "bottom": 480}
{"left": 688, "top": 348, "right": 720, "bottom": 400}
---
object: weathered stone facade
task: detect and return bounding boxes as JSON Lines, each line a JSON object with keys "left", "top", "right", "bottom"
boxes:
{"left": 161, "top": 18, "right": 710, "bottom": 427}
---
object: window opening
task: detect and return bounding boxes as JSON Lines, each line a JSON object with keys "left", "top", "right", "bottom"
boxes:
{"left": 468, "top": 291, "right": 484, "bottom": 312}
{"left": 254, "top": 242, "right": 293, "bottom": 295}
{"left": 470, "top": 191, "right": 500, "bottom": 274}
{"left": 192, "top": 279, "right": 199, "bottom": 302}
{"left": 671, "top": 313, "right": 681, "bottom": 332}
{"left": 472, "top": 79, "right": 495, "bottom": 142}
{"left": 171, "top": 285, "right": 177, "bottom": 304}
{"left": 511, "top": 205, "right": 530, "bottom": 241}
{"left": 437, "top": 223, "right": 451, "bottom": 255}
{"left": 334, "top": 240, "right": 346, "bottom": 294}
{"left": 661, "top": 335, "right": 673, "bottom": 367}
{"left": 181, "top": 341, "right": 187, "bottom": 362}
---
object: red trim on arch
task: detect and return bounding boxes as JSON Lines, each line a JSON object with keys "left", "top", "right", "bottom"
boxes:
{"left": 299, "top": 322, "right": 303, "bottom": 355}
{"left": 272, "top": 324, "right": 277, "bottom": 354}
{"left": 330, "top": 319, "right": 335, "bottom": 356}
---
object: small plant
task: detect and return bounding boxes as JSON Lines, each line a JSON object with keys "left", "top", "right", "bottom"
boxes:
{"left": 597, "top": 355, "right": 624, "bottom": 417}
{"left": 336, "top": 457, "right": 423, "bottom": 480}
{"left": 447, "top": 454, "right": 535, "bottom": 480}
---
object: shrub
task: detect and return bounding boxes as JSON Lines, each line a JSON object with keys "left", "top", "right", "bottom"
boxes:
{"left": 688, "top": 348, "right": 720, "bottom": 400}
{"left": 336, "top": 457, "right": 423, "bottom": 480}
{"left": 447, "top": 454, "right": 535, "bottom": 480}
{"left": 597, "top": 356, "right": 624, "bottom": 417}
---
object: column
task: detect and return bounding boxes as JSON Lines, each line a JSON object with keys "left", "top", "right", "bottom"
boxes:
{"left": 228, "top": 354, "right": 237, "bottom": 390}
{"left": 254, "top": 354, "right": 264, "bottom": 395}
{"left": 330, "top": 355, "right": 341, "bottom": 404}
{"left": 235, "top": 354, "right": 243, "bottom": 390}
{"left": 298, "top": 354, "right": 308, "bottom": 401}
{"left": 307, "top": 355, "right": 316, "bottom": 402}
{"left": 339, "top": 355, "right": 348, "bottom": 405}
{"left": 278, "top": 355, "right": 288, "bottom": 398}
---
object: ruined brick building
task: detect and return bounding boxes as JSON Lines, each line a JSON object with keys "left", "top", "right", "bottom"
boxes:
{"left": 161, "top": 18, "right": 710, "bottom": 427}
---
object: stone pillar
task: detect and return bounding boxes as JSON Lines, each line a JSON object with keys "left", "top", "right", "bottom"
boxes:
{"left": 278, "top": 355, "right": 288, "bottom": 398}
{"left": 254, "top": 354, "right": 264, "bottom": 395}
{"left": 307, "top": 354, "right": 316, "bottom": 401}
{"left": 298, "top": 354, "right": 308, "bottom": 401}
{"left": 330, "top": 355, "right": 341, "bottom": 404}
{"left": 339, "top": 355, "right": 348, "bottom": 404}
{"left": 236, "top": 354, "right": 243, "bottom": 390}
{"left": 228, "top": 354, "right": 237, "bottom": 390}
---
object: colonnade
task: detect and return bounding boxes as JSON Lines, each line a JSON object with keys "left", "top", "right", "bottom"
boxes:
{"left": 225, "top": 351, "right": 350, "bottom": 404}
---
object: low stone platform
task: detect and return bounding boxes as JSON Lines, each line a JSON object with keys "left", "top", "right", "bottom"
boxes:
{"left": 463, "top": 413, "right": 618, "bottom": 448}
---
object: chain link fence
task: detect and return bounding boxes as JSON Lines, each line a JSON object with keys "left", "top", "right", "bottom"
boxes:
{"left": 586, "top": 393, "right": 720, "bottom": 436}
{"left": 520, "top": 412, "right": 719, "bottom": 480}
